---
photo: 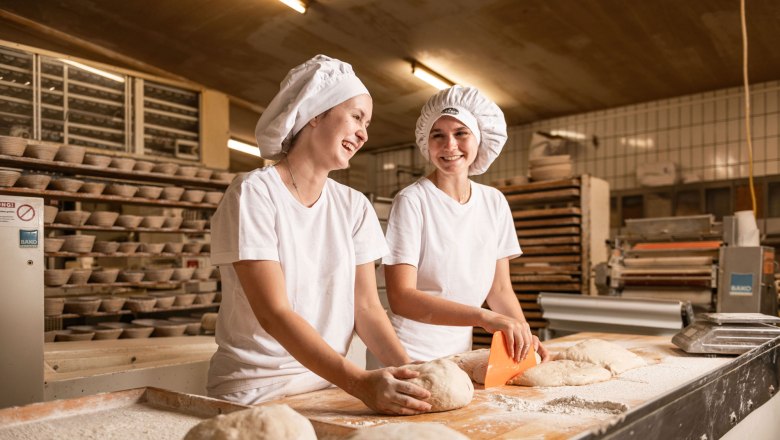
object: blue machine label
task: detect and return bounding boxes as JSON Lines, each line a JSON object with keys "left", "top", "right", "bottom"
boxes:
{"left": 729, "top": 273, "right": 753, "bottom": 296}
{"left": 19, "top": 229, "right": 38, "bottom": 248}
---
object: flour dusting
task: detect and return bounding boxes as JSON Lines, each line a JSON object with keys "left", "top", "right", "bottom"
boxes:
{"left": 541, "top": 396, "right": 628, "bottom": 415}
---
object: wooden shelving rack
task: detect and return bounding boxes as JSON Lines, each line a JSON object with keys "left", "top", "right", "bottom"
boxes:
{"left": 472, "top": 175, "right": 610, "bottom": 348}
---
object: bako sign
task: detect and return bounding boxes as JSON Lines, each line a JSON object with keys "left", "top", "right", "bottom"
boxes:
{"left": 19, "top": 229, "right": 38, "bottom": 248}
{"left": 729, "top": 273, "right": 754, "bottom": 297}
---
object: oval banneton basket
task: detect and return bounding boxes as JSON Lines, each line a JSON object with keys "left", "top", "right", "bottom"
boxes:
{"left": 0, "top": 135, "right": 28, "bottom": 156}
{"left": 44, "top": 268, "right": 73, "bottom": 287}
{"left": 15, "top": 174, "right": 52, "bottom": 190}
{"left": 24, "top": 143, "right": 59, "bottom": 161}
{"left": 53, "top": 145, "right": 86, "bottom": 164}
{"left": 68, "top": 268, "right": 93, "bottom": 285}
{"left": 61, "top": 234, "right": 96, "bottom": 253}
{"left": 133, "top": 160, "right": 155, "bottom": 172}
{"left": 86, "top": 211, "right": 120, "bottom": 227}
{"left": 182, "top": 189, "right": 206, "bottom": 203}
{"left": 144, "top": 267, "right": 174, "bottom": 282}
{"left": 83, "top": 153, "right": 112, "bottom": 168}
{"left": 163, "top": 216, "right": 184, "bottom": 229}
{"left": 152, "top": 163, "right": 179, "bottom": 175}
{"left": 63, "top": 297, "right": 101, "bottom": 315}
{"left": 55, "top": 210, "right": 91, "bottom": 226}
{"left": 176, "top": 166, "right": 199, "bottom": 178}
{"left": 49, "top": 177, "right": 84, "bottom": 193}
{"left": 89, "top": 268, "right": 120, "bottom": 284}
{"left": 0, "top": 169, "right": 22, "bottom": 187}
{"left": 116, "top": 215, "right": 144, "bottom": 229}
{"left": 140, "top": 215, "right": 166, "bottom": 229}
{"left": 160, "top": 186, "right": 185, "bottom": 201}
{"left": 93, "top": 240, "right": 120, "bottom": 254}
{"left": 137, "top": 185, "right": 164, "bottom": 199}
{"left": 109, "top": 157, "right": 136, "bottom": 171}
{"left": 104, "top": 183, "right": 139, "bottom": 198}
{"left": 117, "top": 241, "right": 141, "bottom": 254}
{"left": 79, "top": 181, "right": 106, "bottom": 195}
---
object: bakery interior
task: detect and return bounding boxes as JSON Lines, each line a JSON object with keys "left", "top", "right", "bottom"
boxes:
{"left": 0, "top": 0, "right": 779, "bottom": 438}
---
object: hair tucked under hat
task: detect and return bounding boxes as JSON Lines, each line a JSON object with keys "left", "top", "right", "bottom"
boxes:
{"left": 415, "top": 85, "right": 507, "bottom": 175}
{"left": 254, "top": 55, "right": 370, "bottom": 160}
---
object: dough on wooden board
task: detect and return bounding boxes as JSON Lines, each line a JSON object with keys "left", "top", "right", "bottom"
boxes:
{"left": 183, "top": 404, "right": 316, "bottom": 440}
{"left": 346, "top": 422, "right": 469, "bottom": 439}
{"left": 508, "top": 360, "right": 612, "bottom": 387}
{"left": 556, "top": 339, "right": 646, "bottom": 374}
{"left": 403, "top": 359, "right": 474, "bottom": 411}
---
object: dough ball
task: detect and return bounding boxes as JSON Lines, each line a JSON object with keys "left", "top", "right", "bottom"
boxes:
{"left": 346, "top": 422, "right": 469, "bottom": 439}
{"left": 557, "top": 339, "right": 646, "bottom": 374}
{"left": 444, "top": 349, "right": 489, "bottom": 384}
{"left": 201, "top": 313, "right": 218, "bottom": 332}
{"left": 184, "top": 404, "right": 316, "bottom": 440}
{"left": 403, "top": 359, "right": 474, "bottom": 411}
{"left": 508, "top": 360, "right": 612, "bottom": 387}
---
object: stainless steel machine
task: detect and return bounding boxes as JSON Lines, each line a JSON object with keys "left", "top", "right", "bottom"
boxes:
{"left": 596, "top": 214, "right": 778, "bottom": 316}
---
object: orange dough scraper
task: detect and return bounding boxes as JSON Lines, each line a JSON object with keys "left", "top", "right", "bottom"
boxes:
{"left": 483, "top": 331, "right": 538, "bottom": 388}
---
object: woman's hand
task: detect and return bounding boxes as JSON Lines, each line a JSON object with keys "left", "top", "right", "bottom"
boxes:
{"left": 480, "top": 310, "right": 534, "bottom": 363}
{"left": 533, "top": 335, "right": 551, "bottom": 362}
{"left": 349, "top": 367, "right": 432, "bottom": 415}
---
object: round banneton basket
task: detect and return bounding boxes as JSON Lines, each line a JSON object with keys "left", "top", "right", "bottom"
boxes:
{"left": 149, "top": 294, "right": 176, "bottom": 309}
{"left": 61, "top": 234, "right": 96, "bottom": 253}
{"left": 119, "top": 270, "right": 145, "bottom": 283}
{"left": 44, "top": 268, "right": 73, "bottom": 287}
{"left": 109, "top": 157, "right": 136, "bottom": 171}
{"left": 160, "top": 186, "right": 185, "bottom": 201}
{"left": 163, "top": 216, "right": 184, "bottom": 229}
{"left": 44, "top": 237, "right": 65, "bottom": 253}
{"left": 173, "top": 293, "right": 196, "bottom": 307}
{"left": 24, "top": 143, "right": 59, "bottom": 160}
{"left": 99, "top": 297, "right": 126, "bottom": 313}
{"left": 49, "top": 177, "right": 84, "bottom": 192}
{"left": 83, "top": 153, "right": 112, "bottom": 168}
{"left": 137, "top": 185, "right": 164, "bottom": 199}
{"left": 204, "top": 191, "right": 224, "bottom": 204}
{"left": 0, "top": 169, "right": 21, "bottom": 187}
{"left": 98, "top": 322, "right": 154, "bottom": 339}
{"left": 117, "top": 241, "right": 141, "bottom": 254}
{"left": 55, "top": 210, "right": 90, "bottom": 226}
{"left": 182, "top": 219, "right": 207, "bottom": 230}
{"left": 133, "top": 160, "right": 155, "bottom": 172}
{"left": 176, "top": 166, "right": 199, "bottom": 178}
{"left": 213, "top": 171, "right": 237, "bottom": 182}
{"left": 168, "top": 317, "right": 202, "bottom": 335}
{"left": 86, "top": 211, "right": 120, "bottom": 227}
{"left": 68, "top": 325, "right": 122, "bottom": 340}
{"left": 183, "top": 242, "right": 204, "bottom": 254}
{"left": 44, "top": 298, "right": 65, "bottom": 317}
{"left": 79, "top": 181, "right": 106, "bottom": 195}
{"left": 116, "top": 215, "right": 144, "bottom": 228}
{"left": 171, "top": 267, "right": 195, "bottom": 281}
{"left": 0, "top": 135, "right": 27, "bottom": 156}
{"left": 182, "top": 189, "right": 206, "bottom": 203}
{"left": 194, "top": 266, "right": 214, "bottom": 280}
{"left": 89, "top": 268, "right": 120, "bottom": 284}
{"left": 63, "top": 297, "right": 101, "bottom": 315}
{"left": 164, "top": 242, "right": 185, "bottom": 253}
{"left": 140, "top": 242, "right": 165, "bottom": 253}
{"left": 104, "top": 183, "right": 138, "bottom": 198}
{"left": 152, "top": 163, "right": 179, "bottom": 175}
{"left": 194, "top": 292, "right": 217, "bottom": 305}
{"left": 55, "top": 330, "right": 94, "bottom": 342}
{"left": 93, "top": 240, "right": 120, "bottom": 254}
{"left": 15, "top": 174, "right": 51, "bottom": 190}
{"left": 132, "top": 319, "right": 187, "bottom": 337}
{"left": 68, "top": 268, "right": 93, "bottom": 285}
{"left": 53, "top": 145, "right": 86, "bottom": 164}
{"left": 144, "top": 267, "right": 174, "bottom": 282}
{"left": 124, "top": 297, "right": 157, "bottom": 313}
{"left": 196, "top": 168, "right": 213, "bottom": 179}
{"left": 140, "top": 215, "right": 166, "bottom": 228}
{"left": 43, "top": 205, "right": 58, "bottom": 224}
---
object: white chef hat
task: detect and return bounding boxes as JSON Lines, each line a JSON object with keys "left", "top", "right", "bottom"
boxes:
{"left": 415, "top": 85, "right": 507, "bottom": 175}
{"left": 254, "top": 54, "right": 370, "bottom": 160}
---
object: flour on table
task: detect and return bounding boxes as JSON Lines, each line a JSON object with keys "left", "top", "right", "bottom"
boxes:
{"left": 404, "top": 359, "right": 474, "bottom": 411}
{"left": 184, "top": 404, "right": 316, "bottom": 440}
{"left": 556, "top": 339, "right": 646, "bottom": 374}
{"left": 345, "top": 422, "right": 469, "bottom": 439}
{"left": 488, "top": 394, "right": 628, "bottom": 416}
{"left": 509, "top": 359, "right": 612, "bottom": 387}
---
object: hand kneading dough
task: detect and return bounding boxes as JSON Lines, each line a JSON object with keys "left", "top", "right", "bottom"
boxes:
{"left": 346, "top": 422, "right": 469, "bottom": 439}
{"left": 403, "top": 359, "right": 474, "bottom": 411}
{"left": 508, "top": 360, "right": 612, "bottom": 387}
{"left": 557, "top": 339, "right": 646, "bottom": 374}
{"left": 184, "top": 404, "right": 316, "bottom": 440}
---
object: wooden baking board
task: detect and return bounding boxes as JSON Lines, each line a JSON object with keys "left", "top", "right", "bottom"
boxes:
{"left": 0, "top": 387, "right": 249, "bottom": 439}
{"left": 271, "top": 333, "right": 731, "bottom": 439}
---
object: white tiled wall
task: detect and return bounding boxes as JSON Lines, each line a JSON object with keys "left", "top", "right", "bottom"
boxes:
{"left": 367, "top": 80, "right": 780, "bottom": 196}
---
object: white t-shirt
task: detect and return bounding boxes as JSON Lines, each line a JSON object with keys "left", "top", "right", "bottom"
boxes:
{"left": 383, "top": 177, "right": 521, "bottom": 361}
{"left": 207, "top": 166, "right": 388, "bottom": 397}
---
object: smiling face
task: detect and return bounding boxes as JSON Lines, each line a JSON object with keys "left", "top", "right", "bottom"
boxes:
{"left": 307, "top": 94, "right": 372, "bottom": 171}
{"left": 427, "top": 115, "right": 479, "bottom": 176}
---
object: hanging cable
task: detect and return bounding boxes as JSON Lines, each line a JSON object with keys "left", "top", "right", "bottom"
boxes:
{"left": 740, "top": 0, "right": 757, "bottom": 216}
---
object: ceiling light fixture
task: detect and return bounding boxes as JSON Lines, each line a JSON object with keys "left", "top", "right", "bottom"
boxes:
{"left": 59, "top": 59, "right": 125, "bottom": 83}
{"left": 228, "top": 139, "right": 261, "bottom": 157}
{"left": 411, "top": 61, "right": 455, "bottom": 90}
{"left": 279, "top": 0, "right": 307, "bottom": 14}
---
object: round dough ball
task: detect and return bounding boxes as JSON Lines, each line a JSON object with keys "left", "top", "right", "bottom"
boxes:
{"left": 557, "top": 339, "right": 646, "bottom": 374}
{"left": 445, "top": 349, "right": 489, "bottom": 384}
{"left": 403, "top": 359, "right": 474, "bottom": 412}
{"left": 508, "top": 360, "right": 612, "bottom": 387}
{"left": 347, "top": 422, "right": 469, "bottom": 439}
{"left": 184, "top": 404, "right": 316, "bottom": 440}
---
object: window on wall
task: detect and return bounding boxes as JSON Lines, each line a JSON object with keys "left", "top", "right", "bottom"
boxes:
{"left": 0, "top": 47, "right": 33, "bottom": 138}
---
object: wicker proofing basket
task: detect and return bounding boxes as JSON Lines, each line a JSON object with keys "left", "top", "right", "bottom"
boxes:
{"left": 140, "top": 242, "right": 165, "bottom": 254}
{"left": 53, "top": 145, "right": 86, "bottom": 164}
{"left": 124, "top": 297, "right": 156, "bottom": 313}
{"left": 194, "top": 267, "right": 214, "bottom": 280}
{"left": 68, "top": 268, "right": 93, "bottom": 285}
{"left": 144, "top": 268, "right": 174, "bottom": 282}
{"left": 196, "top": 168, "right": 213, "bottom": 179}
{"left": 176, "top": 166, "right": 199, "bottom": 177}
{"left": 141, "top": 215, "right": 166, "bottom": 228}
{"left": 86, "top": 211, "right": 120, "bottom": 227}
{"left": 173, "top": 293, "right": 196, "bottom": 307}
{"left": 136, "top": 185, "right": 164, "bottom": 199}
{"left": 49, "top": 177, "right": 84, "bottom": 192}
{"left": 171, "top": 267, "right": 195, "bottom": 281}
{"left": 203, "top": 191, "right": 224, "bottom": 204}
{"left": 89, "top": 268, "right": 120, "bottom": 284}
{"left": 99, "top": 297, "right": 126, "bottom": 313}
{"left": 182, "top": 219, "right": 207, "bottom": 230}
{"left": 182, "top": 242, "right": 204, "bottom": 254}
{"left": 24, "top": 143, "right": 59, "bottom": 160}
{"left": 160, "top": 186, "right": 185, "bottom": 201}
{"left": 116, "top": 215, "right": 143, "bottom": 228}
{"left": 44, "top": 268, "right": 73, "bottom": 287}
{"left": 55, "top": 210, "right": 90, "bottom": 226}
{"left": 43, "top": 205, "right": 58, "bottom": 224}
{"left": 79, "top": 181, "right": 106, "bottom": 195}
{"left": 164, "top": 242, "right": 185, "bottom": 253}
{"left": 109, "top": 157, "right": 136, "bottom": 171}
{"left": 93, "top": 240, "right": 120, "bottom": 254}
{"left": 182, "top": 189, "right": 206, "bottom": 203}
{"left": 152, "top": 163, "right": 179, "bottom": 174}
{"left": 133, "top": 160, "right": 155, "bottom": 172}
{"left": 119, "top": 270, "right": 145, "bottom": 283}
{"left": 104, "top": 183, "right": 138, "bottom": 198}
{"left": 44, "top": 298, "right": 65, "bottom": 316}
{"left": 0, "top": 169, "right": 21, "bottom": 187}
{"left": 15, "top": 174, "right": 51, "bottom": 190}
{"left": 194, "top": 292, "right": 217, "bottom": 305}
{"left": 83, "top": 153, "right": 112, "bottom": 168}
{"left": 0, "top": 135, "right": 27, "bottom": 156}
{"left": 163, "top": 216, "right": 184, "bottom": 229}
{"left": 117, "top": 242, "right": 140, "bottom": 254}
{"left": 61, "top": 234, "right": 96, "bottom": 253}
{"left": 63, "top": 297, "right": 101, "bottom": 315}
{"left": 44, "top": 237, "right": 65, "bottom": 253}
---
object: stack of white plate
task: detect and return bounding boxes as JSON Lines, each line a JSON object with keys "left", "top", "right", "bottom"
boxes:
{"left": 529, "top": 154, "right": 573, "bottom": 181}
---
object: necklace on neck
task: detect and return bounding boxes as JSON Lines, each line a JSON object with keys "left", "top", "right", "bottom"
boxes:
{"left": 432, "top": 173, "right": 471, "bottom": 204}
{"left": 284, "top": 156, "right": 302, "bottom": 201}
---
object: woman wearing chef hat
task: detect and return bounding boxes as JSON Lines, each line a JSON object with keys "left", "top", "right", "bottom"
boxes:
{"left": 207, "top": 55, "right": 431, "bottom": 414}
{"left": 381, "top": 85, "right": 549, "bottom": 365}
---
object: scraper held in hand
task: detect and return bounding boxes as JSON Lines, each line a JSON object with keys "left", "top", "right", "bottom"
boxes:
{"left": 484, "top": 331, "right": 538, "bottom": 388}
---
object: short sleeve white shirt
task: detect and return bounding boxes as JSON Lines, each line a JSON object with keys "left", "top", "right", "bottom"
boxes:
{"left": 383, "top": 178, "right": 521, "bottom": 361}
{"left": 207, "top": 166, "right": 388, "bottom": 396}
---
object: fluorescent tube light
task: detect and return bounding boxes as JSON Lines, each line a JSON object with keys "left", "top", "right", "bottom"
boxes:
{"left": 228, "top": 139, "right": 261, "bottom": 157}
{"left": 411, "top": 61, "right": 454, "bottom": 90}
{"left": 59, "top": 59, "right": 125, "bottom": 83}
{"left": 279, "top": 0, "right": 307, "bottom": 13}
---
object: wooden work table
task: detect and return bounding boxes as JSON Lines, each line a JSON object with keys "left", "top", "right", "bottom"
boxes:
{"left": 271, "top": 332, "right": 780, "bottom": 439}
